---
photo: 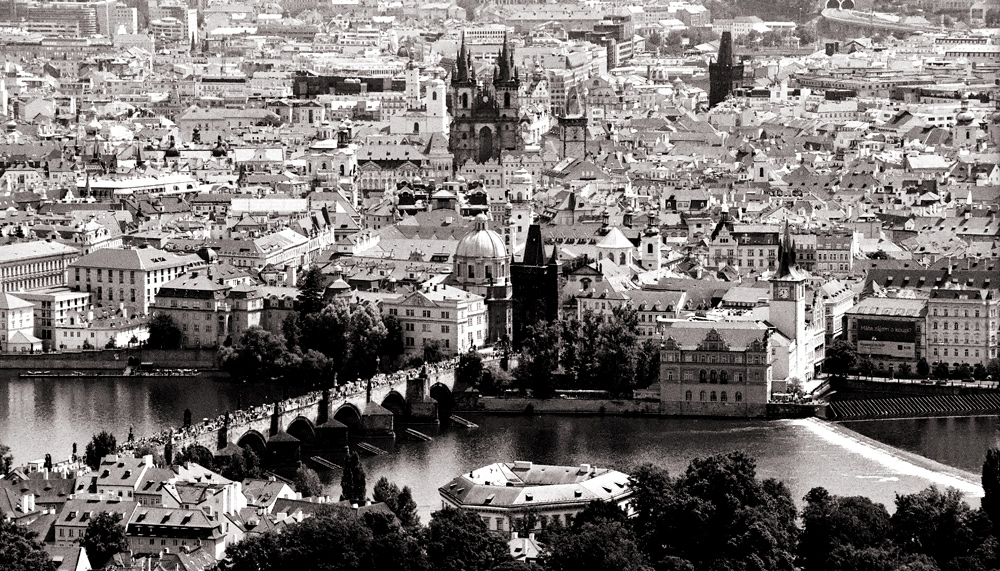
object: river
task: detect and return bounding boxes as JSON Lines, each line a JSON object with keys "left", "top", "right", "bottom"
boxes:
{"left": 0, "top": 374, "right": 991, "bottom": 523}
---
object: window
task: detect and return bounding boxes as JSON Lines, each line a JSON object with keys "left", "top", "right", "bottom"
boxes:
{"left": 710, "top": 370, "right": 717, "bottom": 383}
{"left": 685, "top": 390, "right": 692, "bottom": 401}
{"left": 699, "top": 391, "right": 706, "bottom": 401}
{"left": 720, "top": 371, "right": 728, "bottom": 384}
{"left": 442, "top": 325, "right": 450, "bottom": 333}
{"left": 441, "top": 311, "right": 450, "bottom": 319}
{"left": 721, "top": 391, "right": 728, "bottom": 402}
{"left": 735, "top": 392, "right": 743, "bottom": 402}
{"left": 710, "top": 391, "right": 717, "bottom": 402}
{"left": 699, "top": 370, "right": 707, "bottom": 383}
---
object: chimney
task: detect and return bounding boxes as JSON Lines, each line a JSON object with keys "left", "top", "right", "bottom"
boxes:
{"left": 21, "top": 494, "right": 34, "bottom": 513}
{"left": 143, "top": 455, "right": 153, "bottom": 467}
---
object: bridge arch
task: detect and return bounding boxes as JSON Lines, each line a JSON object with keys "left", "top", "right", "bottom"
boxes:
{"left": 333, "top": 403, "right": 363, "bottom": 430}
{"left": 381, "top": 391, "right": 407, "bottom": 417}
{"left": 430, "top": 382, "right": 454, "bottom": 421}
{"left": 287, "top": 416, "right": 317, "bottom": 442}
{"left": 237, "top": 430, "right": 267, "bottom": 455}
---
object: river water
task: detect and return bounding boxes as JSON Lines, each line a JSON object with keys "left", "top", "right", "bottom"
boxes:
{"left": 0, "top": 374, "right": 992, "bottom": 523}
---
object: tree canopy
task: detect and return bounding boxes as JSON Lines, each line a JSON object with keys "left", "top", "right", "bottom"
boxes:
{"left": 0, "top": 520, "right": 55, "bottom": 571}
{"left": 147, "top": 314, "right": 182, "bottom": 349}
{"left": 84, "top": 430, "right": 117, "bottom": 471}
{"left": 81, "top": 512, "right": 129, "bottom": 568}
{"left": 340, "top": 450, "right": 367, "bottom": 502}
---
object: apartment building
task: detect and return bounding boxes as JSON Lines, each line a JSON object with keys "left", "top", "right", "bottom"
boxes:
{"left": 382, "top": 283, "right": 488, "bottom": 357}
{"left": 151, "top": 265, "right": 262, "bottom": 348}
{"left": 926, "top": 287, "right": 998, "bottom": 367}
{"left": 0, "top": 241, "right": 80, "bottom": 293}
{"left": 68, "top": 247, "right": 203, "bottom": 316}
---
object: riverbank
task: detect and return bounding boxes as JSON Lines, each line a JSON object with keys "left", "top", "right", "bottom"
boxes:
{"left": 460, "top": 395, "right": 821, "bottom": 419}
{"left": 0, "top": 348, "right": 219, "bottom": 370}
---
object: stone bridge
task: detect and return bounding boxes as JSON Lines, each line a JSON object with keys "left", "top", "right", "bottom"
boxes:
{"left": 162, "top": 363, "right": 460, "bottom": 465}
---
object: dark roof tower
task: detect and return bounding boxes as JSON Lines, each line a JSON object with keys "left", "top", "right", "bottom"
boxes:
{"left": 708, "top": 32, "right": 744, "bottom": 108}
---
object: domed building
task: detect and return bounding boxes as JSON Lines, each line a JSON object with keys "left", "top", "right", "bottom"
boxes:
{"left": 448, "top": 213, "right": 512, "bottom": 346}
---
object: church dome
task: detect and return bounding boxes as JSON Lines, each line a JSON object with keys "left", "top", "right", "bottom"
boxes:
{"left": 85, "top": 117, "right": 102, "bottom": 134}
{"left": 455, "top": 214, "right": 506, "bottom": 260}
{"left": 955, "top": 109, "right": 975, "bottom": 125}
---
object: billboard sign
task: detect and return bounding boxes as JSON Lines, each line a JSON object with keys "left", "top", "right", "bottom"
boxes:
{"left": 856, "top": 320, "right": 916, "bottom": 358}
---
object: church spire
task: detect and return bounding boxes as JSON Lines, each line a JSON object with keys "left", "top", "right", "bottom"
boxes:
{"left": 456, "top": 33, "right": 469, "bottom": 83}
{"left": 776, "top": 220, "right": 797, "bottom": 278}
{"left": 497, "top": 30, "right": 514, "bottom": 83}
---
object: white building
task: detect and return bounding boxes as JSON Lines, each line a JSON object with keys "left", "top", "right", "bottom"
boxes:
{"left": 438, "top": 461, "right": 633, "bottom": 536}
{"left": 382, "top": 283, "right": 488, "bottom": 357}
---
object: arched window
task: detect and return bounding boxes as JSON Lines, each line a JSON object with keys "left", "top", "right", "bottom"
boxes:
{"left": 504, "top": 92, "right": 511, "bottom": 107}
{"left": 414, "top": 122, "right": 420, "bottom": 133}
{"left": 432, "top": 91, "right": 438, "bottom": 101}
{"left": 737, "top": 373, "right": 744, "bottom": 383}
{"left": 710, "top": 391, "right": 717, "bottom": 402}
{"left": 735, "top": 392, "right": 743, "bottom": 402}
{"left": 619, "top": 252, "right": 626, "bottom": 265}
{"left": 647, "top": 243, "right": 653, "bottom": 254}
{"left": 685, "top": 390, "right": 692, "bottom": 401}
{"left": 710, "top": 370, "right": 717, "bottom": 383}
{"left": 699, "top": 391, "right": 706, "bottom": 401}
{"left": 339, "top": 164, "right": 345, "bottom": 176}
{"left": 699, "top": 370, "right": 707, "bottom": 383}
{"left": 461, "top": 93, "right": 469, "bottom": 107}
{"left": 468, "top": 264, "right": 475, "bottom": 278}
{"left": 720, "top": 371, "right": 728, "bottom": 384}
{"left": 721, "top": 391, "right": 728, "bottom": 402}
{"left": 321, "top": 162, "right": 327, "bottom": 170}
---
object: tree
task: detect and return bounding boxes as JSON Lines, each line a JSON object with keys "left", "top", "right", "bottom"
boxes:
{"left": 174, "top": 445, "right": 215, "bottom": 470}
{"left": 897, "top": 363, "right": 912, "bottom": 378}
{"left": 84, "top": 430, "right": 117, "bottom": 471}
{"left": 424, "top": 508, "right": 511, "bottom": 571}
{"left": 457, "top": 350, "right": 485, "bottom": 389}
{"left": 346, "top": 303, "right": 389, "bottom": 380}
{"left": 81, "top": 512, "right": 128, "bottom": 568}
{"left": 916, "top": 358, "right": 930, "bottom": 378}
{"left": 341, "top": 450, "right": 367, "bottom": 502}
{"left": 372, "top": 478, "right": 421, "bottom": 529}
{"left": 974, "top": 363, "right": 987, "bottom": 380}
{"left": 294, "top": 464, "right": 324, "bottom": 498}
{"left": 890, "top": 486, "right": 993, "bottom": 569}
{"left": 297, "top": 266, "right": 327, "bottom": 316}
{"left": 627, "top": 453, "right": 798, "bottom": 570}
{"left": 0, "top": 520, "right": 56, "bottom": 571}
{"left": 220, "top": 327, "right": 298, "bottom": 382}
{"left": 224, "top": 505, "right": 375, "bottom": 571}
{"left": 393, "top": 487, "right": 420, "bottom": 529}
{"left": 984, "top": 449, "right": 1000, "bottom": 531}
{"left": 222, "top": 531, "right": 282, "bottom": 571}
{"left": 546, "top": 518, "right": 652, "bottom": 571}
{"left": 147, "top": 314, "right": 182, "bottom": 349}
{"left": 825, "top": 341, "right": 857, "bottom": 378}
{"left": 380, "top": 314, "right": 405, "bottom": 370}
{"left": 514, "top": 321, "right": 561, "bottom": 398}
{"left": 932, "top": 362, "right": 949, "bottom": 379}
{"left": 0, "top": 443, "right": 12, "bottom": 475}
{"left": 423, "top": 340, "right": 445, "bottom": 364}
{"left": 798, "top": 487, "right": 893, "bottom": 571}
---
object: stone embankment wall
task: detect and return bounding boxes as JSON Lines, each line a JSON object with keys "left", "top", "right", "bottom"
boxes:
{"left": 465, "top": 397, "right": 662, "bottom": 415}
{"left": 0, "top": 348, "right": 219, "bottom": 370}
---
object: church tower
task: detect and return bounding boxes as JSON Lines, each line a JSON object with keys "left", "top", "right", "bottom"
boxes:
{"left": 511, "top": 224, "right": 561, "bottom": 347}
{"left": 449, "top": 32, "right": 523, "bottom": 169}
{"left": 709, "top": 32, "right": 744, "bottom": 108}
{"left": 769, "top": 222, "right": 807, "bottom": 345}
{"left": 559, "top": 87, "right": 589, "bottom": 159}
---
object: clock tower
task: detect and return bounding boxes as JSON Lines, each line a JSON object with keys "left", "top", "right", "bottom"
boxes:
{"left": 770, "top": 222, "right": 807, "bottom": 345}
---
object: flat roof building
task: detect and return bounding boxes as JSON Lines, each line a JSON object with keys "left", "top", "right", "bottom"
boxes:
{"left": 438, "top": 461, "right": 632, "bottom": 536}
